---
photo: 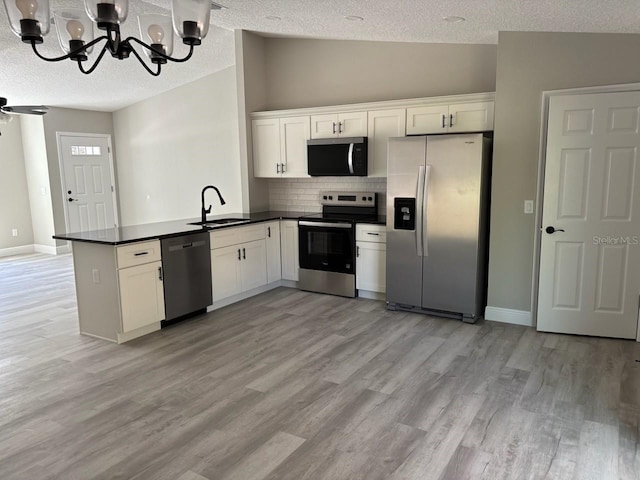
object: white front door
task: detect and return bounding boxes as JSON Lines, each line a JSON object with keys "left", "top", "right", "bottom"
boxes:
{"left": 537, "top": 91, "right": 640, "bottom": 339}
{"left": 59, "top": 134, "right": 117, "bottom": 233}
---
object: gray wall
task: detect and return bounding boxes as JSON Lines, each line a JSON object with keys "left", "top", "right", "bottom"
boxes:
{"left": 236, "top": 30, "right": 270, "bottom": 212}
{"left": 488, "top": 31, "right": 640, "bottom": 312}
{"left": 0, "top": 119, "right": 34, "bottom": 249}
{"left": 42, "top": 108, "right": 116, "bottom": 243}
{"left": 264, "top": 38, "right": 498, "bottom": 110}
{"left": 113, "top": 66, "right": 243, "bottom": 225}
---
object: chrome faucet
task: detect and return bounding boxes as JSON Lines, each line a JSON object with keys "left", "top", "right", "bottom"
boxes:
{"left": 201, "top": 185, "right": 226, "bottom": 223}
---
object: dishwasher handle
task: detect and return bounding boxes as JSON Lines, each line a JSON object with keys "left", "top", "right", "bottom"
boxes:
{"left": 167, "top": 240, "right": 207, "bottom": 252}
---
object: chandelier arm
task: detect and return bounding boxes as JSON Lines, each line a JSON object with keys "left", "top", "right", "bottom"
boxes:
{"left": 77, "top": 43, "right": 110, "bottom": 75}
{"left": 30, "top": 37, "right": 108, "bottom": 62}
{"left": 127, "top": 42, "right": 162, "bottom": 76}
{"left": 125, "top": 36, "right": 195, "bottom": 63}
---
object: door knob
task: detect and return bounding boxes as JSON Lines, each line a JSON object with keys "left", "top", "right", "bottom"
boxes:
{"left": 545, "top": 226, "right": 565, "bottom": 234}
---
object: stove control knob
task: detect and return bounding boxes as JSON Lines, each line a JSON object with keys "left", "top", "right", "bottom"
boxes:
{"left": 329, "top": 196, "right": 333, "bottom": 200}
{"left": 323, "top": 195, "right": 327, "bottom": 200}
{"left": 368, "top": 196, "right": 373, "bottom": 201}
{"left": 362, "top": 196, "right": 366, "bottom": 201}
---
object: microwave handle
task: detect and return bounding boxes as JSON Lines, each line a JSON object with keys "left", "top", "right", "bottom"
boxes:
{"left": 348, "top": 143, "right": 354, "bottom": 174}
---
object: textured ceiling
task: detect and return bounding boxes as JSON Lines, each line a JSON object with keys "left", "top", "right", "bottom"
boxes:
{"left": 2, "top": 0, "right": 640, "bottom": 111}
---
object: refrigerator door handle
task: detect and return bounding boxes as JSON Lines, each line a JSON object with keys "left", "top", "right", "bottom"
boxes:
{"left": 416, "top": 165, "right": 425, "bottom": 257}
{"left": 423, "top": 165, "right": 432, "bottom": 256}
{"left": 347, "top": 143, "right": 355, "bottom": 174}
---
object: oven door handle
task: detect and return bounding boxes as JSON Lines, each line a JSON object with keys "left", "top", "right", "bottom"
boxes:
{"left": 299, "top": 221, "right": 353, "bottom": 229}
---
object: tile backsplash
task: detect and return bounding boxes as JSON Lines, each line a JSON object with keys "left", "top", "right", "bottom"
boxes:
{"left": 268, "top": 177, "right": 387, "bottom": 214}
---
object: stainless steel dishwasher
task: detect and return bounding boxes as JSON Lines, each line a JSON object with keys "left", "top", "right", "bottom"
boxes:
{"left": 160, "top": 231, "right": 212, "bottom": 323}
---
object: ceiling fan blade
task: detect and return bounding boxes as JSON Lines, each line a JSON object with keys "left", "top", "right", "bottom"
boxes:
{"left": 2, "top": 105, "right": 48, "bottom": 115}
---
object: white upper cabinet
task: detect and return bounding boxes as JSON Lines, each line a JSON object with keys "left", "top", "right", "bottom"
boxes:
{"left": 406, "top": 101, "right": 494, "bottom": 135}
{"left": 253, "top": 116, "right": 310, "bottom": 178}
{"left": 310, "top": 111, "right": 368, "bottom": 139}
{"left": 367, "top": 109, "right": 406, "bottom": 177}
{"left": 280, "top": 116, "right": 310, "bottom": 177}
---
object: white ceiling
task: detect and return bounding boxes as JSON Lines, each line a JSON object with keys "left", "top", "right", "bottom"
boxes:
{"left": 2, "top": 0, "right": 640, "bottom": 111}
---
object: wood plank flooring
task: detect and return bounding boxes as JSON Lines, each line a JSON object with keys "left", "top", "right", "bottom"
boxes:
{"left": 1, "top": 253, "right": 639, "bottom": 479}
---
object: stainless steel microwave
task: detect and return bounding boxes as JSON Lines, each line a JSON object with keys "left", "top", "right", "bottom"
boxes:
{"left": 307, "top": 137, "right": 368, "bottom": 176}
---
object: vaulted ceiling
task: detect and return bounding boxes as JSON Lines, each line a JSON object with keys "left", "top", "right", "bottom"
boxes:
{"left": 1, "top": 0, "right": 640, "bottom": 111}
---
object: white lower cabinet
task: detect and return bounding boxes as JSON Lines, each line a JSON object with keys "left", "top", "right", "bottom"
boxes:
{"left": 210, "top": 224, "right": 270, "bottom": 303}
{"left": 355, "top": 224, "right": 386, "bottom": 294}
{"left": 265, "top": 221, "right": 282, "bottom": 283}
{"left": 280, "top": 220, "right": 299, "bottom": 281}
{"left": 118, "top": 260, "right": 165, "bottom": 333}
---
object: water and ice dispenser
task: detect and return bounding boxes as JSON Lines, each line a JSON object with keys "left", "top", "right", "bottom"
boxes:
{"left": 393, "top": 198, "right": 416, "bottom": 230}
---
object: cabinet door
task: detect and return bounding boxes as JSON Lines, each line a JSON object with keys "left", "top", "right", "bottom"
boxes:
{"left": 280, "top": 220, "right": 299, "bottom": 281}
{"left": 338, "top": 111, "right": 368, "bottom": 137}
{"left": 265, "top": 221, "right": 282, "bottom": 283}
{"left": 310, "top": 113, "right": 339, "bottom": 139}
{"left": 252, "top": 118, "right": 281, "bottom": 178}
{"left": 356, "top": 242, "right": 387, "bottom": 293}
{"left": 280, "top": 116, "right": 310, "bottom": 177}
{"left": 449, "top": 101, "right": 494, "bottom": 133}
{"left": 211, "top": 245, "right": 242, "bottom": 302}
{"left": 119, "top": 260, "right": 165, "bottom": 333}
{"left": 240, "top": 240, "right": 268, "bottom": 291}
{"left": 406, "top": 105, "right": 449, "bottom": 135}
{"left": 367, "top": 109, "right": 406, "bottom": 177}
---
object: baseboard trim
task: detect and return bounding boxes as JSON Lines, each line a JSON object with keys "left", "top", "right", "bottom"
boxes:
{"left": 208, "top": 282, "right": 283, "bottom": 312}
{"left": 33, "top": 243, "right": 71, "bottom": 255}
{"left": 358, "top": 290, "right": 386, "bottom": 301}
{"left": 484, "top": 306, "right": 533, "bottom": 327}
{"left": 0, "top": 244, "right": 35, "bottom": 258}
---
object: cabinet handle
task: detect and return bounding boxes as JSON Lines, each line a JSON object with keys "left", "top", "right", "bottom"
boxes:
{"left": 356, "top": 246, "right": 360, "bottom": 257}
{"left": 242, "top": 248, "right": 246, "bottom": 259}
{"left": 281, "top": 163, "right": 286, "bottom": 173}
{"left": 367, "top": 232, "right": 380, "bottom": 236}
{"left": 134, "top": 251, "right": 149, "bottom": 257}
{"left": 268, "top": 226, "right": 271, "bottom": 238}
{"left": 332, "top": 122, "right": 336, "bottom": 134}
{"left": 158, "top": 266, "right": 163, "bottom": 281}
{"left": 442, "top": 114, "right": 446, "bottom": 129}
{"left": 339, "top": 122, "right": 343, "bottom": 134}
{"left": 276, "top": 163, "right": 281, "bottom": 174}
{"left": 238, "top": 249, "right": 241, "bottom": 261}
{"left": 449, "top": 114, "right": 453, "bottom": 128}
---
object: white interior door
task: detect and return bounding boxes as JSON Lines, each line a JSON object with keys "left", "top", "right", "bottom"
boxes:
{"left": 537, "top": 91, "right": 640, "bottom": 339}
{"left": 59, "top": 134, "right": 117, "bottom": 233}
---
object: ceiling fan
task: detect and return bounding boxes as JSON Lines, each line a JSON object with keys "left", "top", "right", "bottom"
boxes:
{"left": 0, "top": 97, "right": 48, "bottom": 118}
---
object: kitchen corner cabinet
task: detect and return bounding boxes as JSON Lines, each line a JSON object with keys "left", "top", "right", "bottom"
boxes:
{"left": 210, "top": 224, "right": 268, "bottom": 303}
{"left": 265, "top": 221, "right": 282, "bottom": 283}
{"left": 72, "top": 239, "right": 164, "bottom": 344}
{"left": 367, "top": 109, "right": 406, "bottom": 177}
{"left": 252, "top": 116, "right": 310, "bottom": 178}
{"left": 310, "top": 111, "right": 368, "bottom": 139}
{"left": 280, "top": 220, "right": 299, "bottom": 281}
{"left": 356, "top": 224, "right": 386, "bottom": 293}
{"left": 406, "top": 101, "right": 494, "bottom": 135}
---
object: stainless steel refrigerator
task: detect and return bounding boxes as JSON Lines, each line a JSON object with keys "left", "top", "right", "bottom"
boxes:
{"left": 386, "top": 133, "right": 492, "bottom": 323}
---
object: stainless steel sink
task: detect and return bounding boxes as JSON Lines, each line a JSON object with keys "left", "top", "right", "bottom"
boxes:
{"left": 188, "top": 218, "right": 250, "bottom": 227}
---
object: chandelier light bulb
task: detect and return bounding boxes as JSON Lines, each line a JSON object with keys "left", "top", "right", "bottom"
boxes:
{"left": 147, "top": 23, "right": 164, "bottom": 43}
{"left": 66, "top": 19, "right": 85, "bottom": 40}
{"left": 15, "top": 0, "right": 38, "bottom": 19}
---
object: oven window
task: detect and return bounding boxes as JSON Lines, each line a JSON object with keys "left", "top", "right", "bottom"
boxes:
{"left": 299, "top": 227, "right": 354, "bottom": 274}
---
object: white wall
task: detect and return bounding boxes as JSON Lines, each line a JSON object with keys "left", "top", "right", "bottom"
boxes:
{"left": 113, "top": 66, "right": 243, "bottom": 226}
{"left": 20, "top": 116, "right": 56, "bottom": 248}
{"left": 0, "top": 118, "right": 34, "bottom": 251}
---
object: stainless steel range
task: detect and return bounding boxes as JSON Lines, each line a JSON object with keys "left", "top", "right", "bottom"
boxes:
{"left": 298, "top": 191, "right": 377, "bottom": 298}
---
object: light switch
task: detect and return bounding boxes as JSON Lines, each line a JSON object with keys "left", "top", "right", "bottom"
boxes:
{"left": 524, "top": 200, "right": 534, "bottom": 214}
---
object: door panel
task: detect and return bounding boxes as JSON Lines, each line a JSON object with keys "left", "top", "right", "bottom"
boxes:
{"left": 241, "top": 240, "right": 268, "bottom": 291}
{"left": 538, "top": 91, "right": 640, "bottom": 339}
{"left": 280, "top": 116, "right": 310, "bottom": 177}
{"left": 60, "top": 134, "right": 116, "bottom": 233}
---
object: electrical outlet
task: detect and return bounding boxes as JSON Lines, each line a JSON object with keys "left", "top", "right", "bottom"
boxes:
{"left": 524, "top": 200, "right": 534, "bottom": 214}
{"left": 92, "top": 269, "right": 100, "bottom": 284}
{"left": 11, "top": 229, "right": 18, "bottom": 237}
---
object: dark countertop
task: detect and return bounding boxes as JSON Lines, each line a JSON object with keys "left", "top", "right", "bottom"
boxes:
{"left": 53, "top": 211, "right": 387, "bottom": 246}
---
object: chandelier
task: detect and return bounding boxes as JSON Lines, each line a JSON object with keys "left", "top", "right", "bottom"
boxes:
{"left": 2, "top": 0, "right": 212, "bottom": 76}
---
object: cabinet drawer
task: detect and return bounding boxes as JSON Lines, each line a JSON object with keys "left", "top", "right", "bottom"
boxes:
{"left": 356, "top": 224, "right": 386, "bottom": 243}
{"left": 210, "top": 223, "right": 266, "bottom": 249}
{"left": 116, "top": 240, "right": 161, "bottom": 269}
